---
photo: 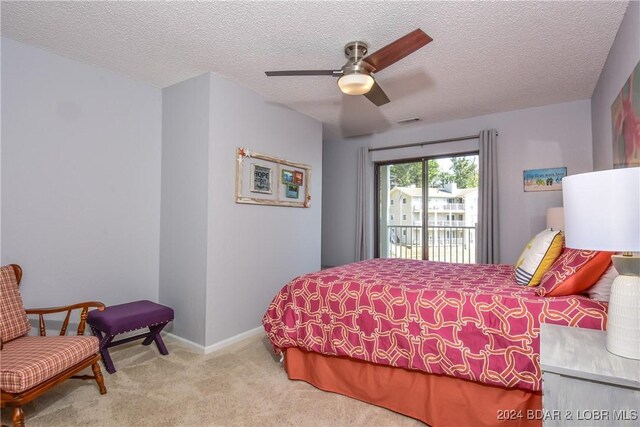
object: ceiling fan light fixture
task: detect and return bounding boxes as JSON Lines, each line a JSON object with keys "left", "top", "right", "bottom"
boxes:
{"left": 337, "top": 73, "right": 374, "bottom": 95}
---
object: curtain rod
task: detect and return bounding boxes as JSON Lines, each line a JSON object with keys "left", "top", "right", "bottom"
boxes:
{"left": 367, "top": 132, "right": 497, "bottom": 153}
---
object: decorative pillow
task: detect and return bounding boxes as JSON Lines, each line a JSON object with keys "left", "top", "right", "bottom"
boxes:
{"left": 0, "top": 265, "right": 31, "bottom": 343}
{"left": 585, "top": 264, "right": 618, "bottom": 302}
{"left": 536, "top": 249, "right": 613, "bottom": 297}
{"left": 515, "top": 229, "right": 564, "bottom": 286}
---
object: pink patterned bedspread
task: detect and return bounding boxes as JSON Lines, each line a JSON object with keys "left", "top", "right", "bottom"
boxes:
{"left": 263, "top": 258, "right": 608, "bottom": 391}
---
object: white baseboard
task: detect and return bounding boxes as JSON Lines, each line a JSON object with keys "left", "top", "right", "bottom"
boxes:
{"left": 29, "top": 319, "right": 265, "bottom": 356}
{"left": 166, "top": 326, "right": 264, "bottom": 355}
{"left": 203, "top": 326, "right": 264, "bottom": 354}
{"left": 164, "top": 332, "right": 207, "bottom": 353}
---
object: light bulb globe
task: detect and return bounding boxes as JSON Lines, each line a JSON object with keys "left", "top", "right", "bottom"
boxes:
{"left": 338, "top": 73, "right": 375, "bottom": 95}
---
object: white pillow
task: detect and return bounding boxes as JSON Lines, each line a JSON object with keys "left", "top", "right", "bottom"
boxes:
{"left": 585, "top": 264, "right": 618, "bottom": 302}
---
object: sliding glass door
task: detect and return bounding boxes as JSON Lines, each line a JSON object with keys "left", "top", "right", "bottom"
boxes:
{"left": 378, "top": 160, "right": 425, "bottom": 260}
{"left": 376, "top": 154, "right": 479, "bottom": 263}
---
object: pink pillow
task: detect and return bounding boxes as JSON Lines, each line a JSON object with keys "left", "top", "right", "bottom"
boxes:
{"left": 536, "top": 249, "right": 613, "bottom": 297}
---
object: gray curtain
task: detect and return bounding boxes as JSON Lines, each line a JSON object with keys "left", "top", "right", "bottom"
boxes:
{"left": 476, "top": 129, "right": 500, "bottom": 264}
{"left": 355, "top": 147, "right": 372, "bottom": 261}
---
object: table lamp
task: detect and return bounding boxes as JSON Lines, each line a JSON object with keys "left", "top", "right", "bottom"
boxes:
{"left": 546, "top": 207, "right": 564, "bottom": 231}
{"left": 563, "top": 167, "right": 640, "bottom": 359}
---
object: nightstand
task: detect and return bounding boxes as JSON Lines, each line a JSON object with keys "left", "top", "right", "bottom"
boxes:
{"left": 540, "top": 323, "right": 640, "bottom": 426}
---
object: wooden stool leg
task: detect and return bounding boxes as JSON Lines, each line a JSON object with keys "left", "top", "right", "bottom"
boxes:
{"left": 91, "top": 361, "right": 107, "bottom": 395}
{"left": 141, "top": 328, "right": 156, "bottom": 346}
{"left": 141, "top": 323, "right": 169, "bottom": 355}
{"left": 99, "top": 335, "right": 116, "bottom": 374}
{"left": 90, "top": 327, "right": 118, "bottom": 374}
{"left": 154, "top": 332, "right": 169, "bottom": 356}
{"left": 12, "top": 407, "right": 24, "bottom": 427}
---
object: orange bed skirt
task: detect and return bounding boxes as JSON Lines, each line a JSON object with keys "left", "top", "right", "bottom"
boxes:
{"left": 284, "top": 348, "right": 542, "bottom": 427}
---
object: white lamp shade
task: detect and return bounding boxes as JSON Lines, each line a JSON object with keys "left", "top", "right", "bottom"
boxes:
{"left": 563, "top": 167, "right": 640, "bottom": 252}
{"left": 337, "top": 73, "right": 374, "bottom": 95}
{"left": 546, "top": 207, "right": 564, "bottom": 230}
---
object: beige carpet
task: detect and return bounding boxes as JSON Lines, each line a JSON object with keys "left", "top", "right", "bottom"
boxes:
{"left": 1, "top": 333, "right": 423, "bottom": 426}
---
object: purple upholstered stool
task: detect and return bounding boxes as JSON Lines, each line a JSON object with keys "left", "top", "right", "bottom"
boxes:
{"left": 87, "top": 300, "right": 174, "bottom": 374}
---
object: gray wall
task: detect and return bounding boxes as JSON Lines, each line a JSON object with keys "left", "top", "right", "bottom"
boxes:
{"left": 1, "top": 38, "right": 161, "bottom": 306}
{"left": 322, "top": 100, "right": 593, "bottom": 267}
{"left": 159, "top": 74, "right": 211, "bottom": 345}
{"left": 591, "top": 0, "right": 640, "bottom": 171}
{"left": 159, "top": 73, "right": 323, "bottom": 348}
{"left": 206, "top": 75, "right": 322, "bottom": 346}
{"left": 1, "top": 38, "right": 322, "bottom": 348}
{"left": 0, "top": 39, "right": 3, "bottom": 262}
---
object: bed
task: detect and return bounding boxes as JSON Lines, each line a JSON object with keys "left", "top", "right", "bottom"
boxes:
{"left": 262, "top": 258, "right": 608, "bottom": 426}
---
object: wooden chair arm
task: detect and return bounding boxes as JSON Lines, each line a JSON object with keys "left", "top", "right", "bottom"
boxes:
{"left": 26, "top": 302, "right": 105, "bottom": 337}
{"left": 25, "top": 301, "right": 105, "bottom": 315}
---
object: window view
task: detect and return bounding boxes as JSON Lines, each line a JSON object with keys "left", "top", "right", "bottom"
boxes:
{"left": 377, "top": 155, "right": 479, "bottom": 263}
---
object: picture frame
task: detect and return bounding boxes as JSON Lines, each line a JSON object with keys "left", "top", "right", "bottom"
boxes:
{"left": 249, "top": 164, "right": 273, "bottom": 194}
{"left": 282, "top": 169, "right": 294, "bottom": 184}
{"left": 236, "top": 147, "right": 311, "bottom": 208}
{"left": 286, "top": 184, "right": 299, "bottom": 199}
{"left": 611, "top": 60, "right": 639, "bottom": 168}
{"left": 523, "top": 167, "right": 567, "bottom": 192}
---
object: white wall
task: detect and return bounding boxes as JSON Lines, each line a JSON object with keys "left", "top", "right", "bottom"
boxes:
{"left": 1, "top": 38, "right": 162, "bottom": 306}
{"left": 159, "top": 74, "right": 211, "bottom": 345}
{"left": 206, "top": 74, "right": 322, "bottom": 346}
{"left": 591, "top": 0, "right": 640, "bottom": 171}
{"left": 322, "top": 99, "right": 593, "bottom": 267}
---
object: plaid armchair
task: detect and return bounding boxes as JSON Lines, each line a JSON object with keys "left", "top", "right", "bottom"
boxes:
{"left": 0, "top": 264, "right": 107, "bottom": 427}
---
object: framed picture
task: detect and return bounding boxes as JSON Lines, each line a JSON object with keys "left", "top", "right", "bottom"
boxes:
{"left": 236, "top": 147, "right": 312, "bottom": 208}
{"left": 523, "top": 167, "right": 567, "bottom": 192}
{"left": 286, "top": 184, "right": 299, "bottom": 199}
{"left": 611, "top": 60, "right": 639, "bottom": 168}
{"left": 250, "top": 164, "right": 272, "bottom": 194}
{"left": 282, "top": 169, "right": 294, "bottom": 184}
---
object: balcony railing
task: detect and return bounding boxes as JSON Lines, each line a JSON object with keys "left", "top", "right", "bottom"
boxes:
{"left": 428, "top": 220, "right": 465, "bottom": 227}
{"left": 385, "top": 225, "right": 476, "bottom": 264}
{"left": 396, "top": 220, "right": 465, "bottom": 227}
{"left": 428, "top": 203, "right": 465, "bottom": 211}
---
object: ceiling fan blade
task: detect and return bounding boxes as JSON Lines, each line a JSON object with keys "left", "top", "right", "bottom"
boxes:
{"left": 265, "top": 70, "right": 342, "bottom": 77}
{"left": 362, "top": 29, "right": 433, "bottom": 73}
{"left": 364, "top": 81, "right": 390, "bottom": 107}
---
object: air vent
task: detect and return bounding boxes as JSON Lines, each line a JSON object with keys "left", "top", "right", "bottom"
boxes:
{"left": 397, "top": 117, "right": 421, "bottom": 124}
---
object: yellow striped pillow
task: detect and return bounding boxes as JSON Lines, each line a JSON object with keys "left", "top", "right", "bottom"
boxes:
{"left": 515, "top": 229, "right": 564, "bottom": 286}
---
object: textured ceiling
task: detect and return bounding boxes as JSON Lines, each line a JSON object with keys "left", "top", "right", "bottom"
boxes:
{"left": 1, "top": 1, "right": 629, "bottom": 140}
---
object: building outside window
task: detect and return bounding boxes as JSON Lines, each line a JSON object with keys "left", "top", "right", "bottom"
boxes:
{"left": 377, "top": 154, "right": 479, "bottom": 264}
{"left": 385, "top": 183, "right": 478, "bottom": 262}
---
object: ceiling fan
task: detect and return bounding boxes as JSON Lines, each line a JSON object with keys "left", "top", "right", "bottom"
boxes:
{"left": 265, "top": 29, "right": 433, "bottom": 107}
